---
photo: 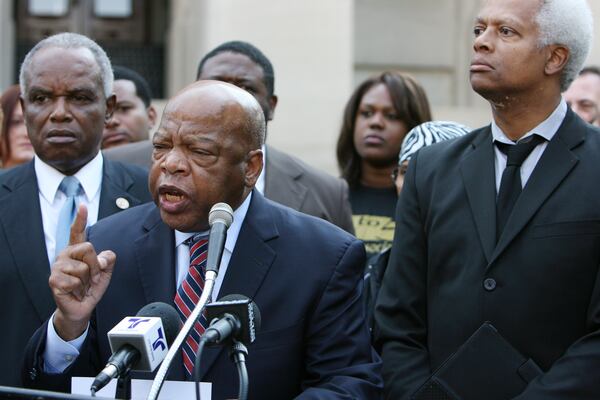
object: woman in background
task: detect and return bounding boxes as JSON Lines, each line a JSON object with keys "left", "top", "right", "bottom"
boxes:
{"left": 336, "top": 71, "right": 431, "bottom": 261}
{"left": 1, "top": 85, "right": 34, "bottom": 169}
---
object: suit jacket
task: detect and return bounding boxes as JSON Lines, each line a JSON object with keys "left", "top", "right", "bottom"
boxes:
{"left": 0, "top": 159, "right": 151, "bottom": 387}
{"left": 104, "top": 141, "right": 355, "bottom": 233}
{"left": 374, "top": 109, "right": 600, "bottom": 399}
{"left": 23, "top": 192, "right": 382, "bottom": 399}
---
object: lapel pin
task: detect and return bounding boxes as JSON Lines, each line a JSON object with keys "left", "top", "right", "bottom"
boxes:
{"left": 116, "top": 197, "right": 130, "bottom": 210}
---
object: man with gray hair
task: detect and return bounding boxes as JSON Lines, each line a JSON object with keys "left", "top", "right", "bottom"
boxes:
{"left": 376, "top": 0, "right": 600, "bottom": 398}
{"left": 0, "top": 32, "right": 150, "bottom": 386}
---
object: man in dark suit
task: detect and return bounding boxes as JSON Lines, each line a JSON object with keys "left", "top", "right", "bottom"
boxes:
{"left": 375, "top": 0, "right": 600, "bottom": 399}
{"left": 106, "top": 41, "right": 354, "bottom": 233}
{"left": 23, "top": 80, "right": 382, "bottom": 399}
{"left": 0, "top": 33, "right": 151, "bottom": 387}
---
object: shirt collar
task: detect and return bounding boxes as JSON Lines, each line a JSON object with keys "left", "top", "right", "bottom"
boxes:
{"left": 491, "top": 98, "right": 567, "bottom": 144}
{"left": 174, "top": 191, "right": 253, "bottom": 252}
{"left": 34, "top": 152, "right": 104, "bottom": 203}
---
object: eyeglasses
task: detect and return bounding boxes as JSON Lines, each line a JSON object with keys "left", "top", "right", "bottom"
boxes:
{"left": 391, "top": 163, "right": 408, "bottom": 183}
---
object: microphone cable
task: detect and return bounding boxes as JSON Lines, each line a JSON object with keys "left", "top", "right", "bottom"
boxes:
{"left": 193, "top": 336, "right": 209, "bottom": 400}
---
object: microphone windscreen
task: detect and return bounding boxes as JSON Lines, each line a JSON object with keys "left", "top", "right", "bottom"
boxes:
{"left": 218, "top": 294, "right": 262, "bottom": 333}
{"left": 136, "top": 302, "right": 181, "bottom": 346}
{"left": 208, "top": 203, "right": 234, "bottom": 228}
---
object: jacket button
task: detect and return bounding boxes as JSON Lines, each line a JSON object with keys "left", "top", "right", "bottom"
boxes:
{"left": 483, "top": 278, "right": 497, "bottom": 291}
{"left": 29, "top": 367, "right": 37, "bottom": 381}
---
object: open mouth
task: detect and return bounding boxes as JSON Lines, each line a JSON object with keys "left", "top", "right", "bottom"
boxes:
{"left": 158, "top": 185, "right": 189, "bottom": 212}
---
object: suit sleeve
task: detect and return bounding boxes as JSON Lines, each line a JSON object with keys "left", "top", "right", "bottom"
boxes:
{"left": 513, "top": 269, "right": 600, "bottom": 399}
{"left": 298, "top": 237, "right": 383, "bottom": 399}
{"left": 335, "top": 178, "right": 356, "bottom": 235}
{"left": 22, "top": 316, "right": 102, "bottom": 392}
{"left": 374, "top": 151, "right": 431, "bottom": 399}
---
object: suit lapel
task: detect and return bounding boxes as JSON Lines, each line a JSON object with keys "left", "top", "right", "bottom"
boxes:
{"left": 460, "top": 128, "right": 497, "bottom": 263}
{"left": 132, "top": 205, "right": 185, "bottom": 380}
{"left": 0, "top": 162, "right": 54, "bottom": 321}
{"left": 133, "top": 206, "right": 177, "bottom": 307}
{"left": 264, "top": 145, "right": 308, "bottom": 210}
{"left": 491, "top": 110, "right": 583, "bottom": 263}
{"left": 197, "top": 192, "right": 278, "bottom": 380}
{"left": 98, "top": 160, "right": 144, "bottom": 218}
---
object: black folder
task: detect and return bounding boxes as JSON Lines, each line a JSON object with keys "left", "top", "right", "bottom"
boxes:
{"left": 411, "top": 322, "right": 542, "bottom": 400}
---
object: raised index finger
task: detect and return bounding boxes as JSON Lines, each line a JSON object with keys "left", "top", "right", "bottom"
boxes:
{"left": 69, "top": 204, "right": 88, "bottom": 246}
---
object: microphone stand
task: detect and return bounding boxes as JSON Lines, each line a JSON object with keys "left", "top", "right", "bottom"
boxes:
{"left": 229, "top": 341, "right": 249, "bottom": 400}
{"left": 146, "top": 271, "right": 217, "bottom": 400}
{"left": 115, "top": 372, "right": 132, "bottom": 400}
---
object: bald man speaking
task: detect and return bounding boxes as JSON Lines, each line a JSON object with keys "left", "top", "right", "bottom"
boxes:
{"left": 23, "top": 81, "right": 382, "bottom": 399}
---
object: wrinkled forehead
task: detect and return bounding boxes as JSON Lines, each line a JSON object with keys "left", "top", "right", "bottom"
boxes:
{"left": 26, "top": 47, "right": 103, "bottom": 91}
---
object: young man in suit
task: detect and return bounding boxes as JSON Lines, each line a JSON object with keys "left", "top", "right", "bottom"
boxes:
{"left": 375, "top": 0, "right": 600, "bottom": 398}
{"left": 23, "top": 80, "right": 382, "bottom": 399}
{"left": 0, "top": 33, "right": 151, "bottom": 387}
{"left": 101, "top": 66, "right": 157, "bottom": 150}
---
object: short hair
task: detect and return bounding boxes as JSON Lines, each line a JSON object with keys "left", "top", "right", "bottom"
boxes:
{"left": 336, "top": 71, "right": 432, "bottom": 188}
{"left": 19, "top": 32, "right": 113, "bottom": 98}
{"left": 535, "top": 0, "right": 593, "bottom": 92}
{"left": 113, "top": 65, "right": 153, "bottom": 107}
{"left": 579, "top": 66, "right": 600, "bottom": 78}
{"left": 196, "top": 41, "right": 275, "bottom": 96}
{"left": 0, "top": 85, "right": 21, "bottom": 165}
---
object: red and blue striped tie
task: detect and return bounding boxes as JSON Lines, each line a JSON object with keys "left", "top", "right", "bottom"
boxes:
{"left": 174, "top": 234, "right": 210, "bottom": 378}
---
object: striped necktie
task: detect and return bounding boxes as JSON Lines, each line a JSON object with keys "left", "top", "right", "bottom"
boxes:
{"left": 174, "top": 234, "right": 210, "bottom": 378}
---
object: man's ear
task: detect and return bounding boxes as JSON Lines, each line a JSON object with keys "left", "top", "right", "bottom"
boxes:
{"left": 545, "top": 45, "right": 569, "bottom": 78}
{"left": 266, "top": 95, "right": 278, "bottom": 121}
{"left": 244, "top": 149, "right": 264, "bottom": 188}
{"left": 147, "top": 105, "right": 158, "bottom": 129}
{"left": 105, "top": 94, "right": 116, "bottom": 122}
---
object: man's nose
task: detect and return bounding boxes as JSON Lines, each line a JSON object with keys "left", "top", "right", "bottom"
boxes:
{"left": 473, "top": 29, "right": 493, "bottom": 53}
{"left": 49, "top": 97, "right": 72, "bottom": 122}
{"left": 161, "top": 149, "right": 189, "bottom": 174}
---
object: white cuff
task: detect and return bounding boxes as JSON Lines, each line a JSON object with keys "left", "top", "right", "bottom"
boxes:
{"left": 43, "top": 312, "right": 89, "bottom": 373}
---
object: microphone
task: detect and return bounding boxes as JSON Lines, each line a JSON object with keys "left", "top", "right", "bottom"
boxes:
{"left": 204, "top": 294, "right": 262, "bottom": 346}
{"left": 90, "top": 302, "right": 181, "bottom": 393}
{"left": 206, "top": 203, "right": 234, "bottom": 274}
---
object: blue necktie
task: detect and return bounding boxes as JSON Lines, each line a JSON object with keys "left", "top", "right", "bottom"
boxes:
{"left": 55, "top": 176, "right": 83, "bottom": 259}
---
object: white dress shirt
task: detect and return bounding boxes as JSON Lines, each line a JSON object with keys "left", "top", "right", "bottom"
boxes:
{"left": 35, "top": 152, "right": 103, "bottom": 265}
{"left": 44, "top": 192, "right": 253, "bottom": 372}
{"left": 492, "top": 99, "right": 567, "bottom": 193}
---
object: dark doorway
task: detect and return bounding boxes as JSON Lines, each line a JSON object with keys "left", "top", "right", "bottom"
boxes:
{"left": 14, "top": 0, "right": 168, "bottom": 97}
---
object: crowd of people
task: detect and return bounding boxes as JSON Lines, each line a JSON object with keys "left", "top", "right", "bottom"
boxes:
{"left": 1, "top": 0, "right": 600, "bottom": 398}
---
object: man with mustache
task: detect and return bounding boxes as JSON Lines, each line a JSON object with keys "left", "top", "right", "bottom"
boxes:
{"left": 0, "top": 32, "right": 151, "bottom": 387}
{"left": 22, "top": 80, "right": 382, "bottom": 399}
{"left": 375, "top": 0, "right": 600, "bottom": 398}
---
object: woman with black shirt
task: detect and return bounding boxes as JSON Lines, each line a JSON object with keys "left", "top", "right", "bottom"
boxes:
{"left": 336, "top": 71, "right": 431, "bottom": 261}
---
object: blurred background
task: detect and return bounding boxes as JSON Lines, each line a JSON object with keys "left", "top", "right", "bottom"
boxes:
{"left": 1, "top": 0, "right": 598, "bottom": 174}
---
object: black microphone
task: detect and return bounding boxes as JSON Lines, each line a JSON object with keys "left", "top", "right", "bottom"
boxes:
{"left": 90, "top": 302, "right": 181, "bottom": 393}
{"left": 206, "top": 203, "right": 234, "bottom": 274}
{"left": 203, "top": 294, "right": 262, "bottom": 346}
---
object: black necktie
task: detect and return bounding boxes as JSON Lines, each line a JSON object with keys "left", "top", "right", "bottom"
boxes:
{"left": 495, "top": 135, "right": 545, "bottom": 241}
